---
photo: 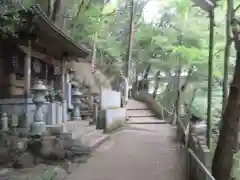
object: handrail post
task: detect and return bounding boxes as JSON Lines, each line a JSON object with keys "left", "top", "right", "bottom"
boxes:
{"left": 161, "top": 106, "right": 165, "bottom": 120}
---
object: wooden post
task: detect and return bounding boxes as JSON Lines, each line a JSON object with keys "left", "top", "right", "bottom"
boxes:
{"left": 206, "top": 9, "right": 214, "bottom": 149}
{"left": 61, "top": 59, "right": 66, "bottom": 122}
{"left": 45, "top": 63, "right": 48, "bottom": 85}
{"left": 61, "top": 59, "right": 65, "bottom": 96}
{"left": 9, "top": 73, "right": 16, "bottom": 96}
{"left": 24, "top": 40, "right": 31, "bottom": 130}
{"left": 126, "top": 0, "right": 134, "bottom": 81}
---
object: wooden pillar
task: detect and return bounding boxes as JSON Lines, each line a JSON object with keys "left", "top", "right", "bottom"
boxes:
{"left": 9, "top": 73, "right": 16, "bottom": 96}
{"left": 24, "top": 40, "right": 31, "bottom": 129}
{"left": 61, "top": 59, "right": 65, "bottom": 96}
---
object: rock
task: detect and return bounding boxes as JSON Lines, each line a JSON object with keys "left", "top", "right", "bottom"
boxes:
{"left": 0, "top": 147, "right": 11, "bottom": 164}
{"left": 13, "top": 152, "right": 35, "bottom": 169}
{"left": 7, "top": 164, "right": 48, "bottom": 180}
{"left": 40, "top": 136, "right": 65, "bottom": 160}
{"left": 0, "top": 168, "right": 14, "bottom": 179}
{"left": 51, "top": 167, "right": 68, "bottom": 180}
{"left": 17, "top": 138, "right": 28, "bottom": 151}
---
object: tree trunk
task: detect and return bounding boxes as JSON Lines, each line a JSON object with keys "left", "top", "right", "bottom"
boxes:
{"left": 212, "top": 51, "right": 240, "bottom": 180}
{"left": 71, "top": 0, "right": 84, "bottom": 36}
{"left": 180, "top": 66, "right": 193, "bottom": 92}
{"left": 47, "top": 0, "right": 51, "bottom": 17}
{"left": 125, "top": 0, "right": 134, "bottom": 79}
{"left": 51, "top": 0, "right": 62, "bottom": 22}
{"left": 221, "top": 0, "right": 234, "bottom": 126}
{"left": 143, "top": 64, "right": 151, "bottom": 80}
{"left": 153, "top": 70, "right": 160, "bottom": 99}
{"left": 212, "top": 15, "right": 240, "bottom": 179}
{"left": 172, "top": 65, "right": 182, "bottom": 124}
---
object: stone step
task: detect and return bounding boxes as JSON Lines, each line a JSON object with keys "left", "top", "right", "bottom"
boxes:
{"left": 62, "top": 121, "right": 109, "bottom": 152}
{"left": 127, "top": 117, "right": 166, "bottom": 124}
{"left": 127, "top": 110, "right": 155, "bottom": 117}
{"left": 64, "top": 121, "right": 98, "bottom": 138}
{"left": 71, "top": 126, "right": 99, "bottom": 139}
{"left": 127, "top": 100, "right": 149, "bottom": 110}
{"left": 77, "top": 131, "right": 110, "bottom": 151}
{"left": 63, "top": 121, "right": 90, "bottom": 133}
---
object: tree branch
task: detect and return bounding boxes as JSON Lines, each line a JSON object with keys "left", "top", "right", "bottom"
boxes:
{"left": 234, "top": 4, "right": 240, "bottom": 13}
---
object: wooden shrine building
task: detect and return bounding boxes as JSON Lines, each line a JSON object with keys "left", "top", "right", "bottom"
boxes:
{"left": 0, "top": 5, "right": 90, "bottom": 125}
{"left": 0, "top": 5, "right": 89, "bottom": 98}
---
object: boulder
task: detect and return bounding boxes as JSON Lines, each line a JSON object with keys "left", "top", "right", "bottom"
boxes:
{"left": 51, "top": 167, "right": 68, "bottom": 180}
{"left": 40, "top": 136, "right": 65, "bottom": 160}
{"left": 13, "top": 152, "right": 35, "bottom": 169}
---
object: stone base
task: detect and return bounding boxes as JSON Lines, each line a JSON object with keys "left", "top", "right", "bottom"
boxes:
{"left": 17, "top": 128, "right": 29, "bottom": 137}
{"left": 45, "top": 125, "right": 64, "bottom": 136}
{"left": 30, "top": 122, "right": 46, "bottom": 136}
{"left": 104, "top": 108, "right": 126, "bottom": 133}
{"left": 72, "top": 116, "right": 82, "bottom": 121}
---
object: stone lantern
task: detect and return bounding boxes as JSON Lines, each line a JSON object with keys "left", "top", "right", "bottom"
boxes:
{"left": 0, "top": 112, "right": 8, "bottom": 132}
{"left": 30, "top": 80, "right": 47, "bottom": 136}
{"left": 72, "top": 87, "right": 82, "bottom": 121}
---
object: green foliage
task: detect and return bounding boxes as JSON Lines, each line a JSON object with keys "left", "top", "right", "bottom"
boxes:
{"left": 0, "top": 0, "right": 234, "bottom": 137}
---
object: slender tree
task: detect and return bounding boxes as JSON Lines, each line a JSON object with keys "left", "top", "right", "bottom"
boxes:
{"left": 212, "top": 1, "right": 240, "bottom": 179}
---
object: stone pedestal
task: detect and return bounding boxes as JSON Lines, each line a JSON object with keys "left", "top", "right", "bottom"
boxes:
{"left": 30, "top": 81, "right": 47, "bottom": 136}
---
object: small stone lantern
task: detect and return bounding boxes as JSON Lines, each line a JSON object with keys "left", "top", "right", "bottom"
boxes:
{"left": 72, "top": 87, "right": 82, "bottom": 121}
{"left": 30, "top": 80, "right": 47, "bottom": 136}
{"left": 1, "top": 112, "right": 8, "bottom": 132}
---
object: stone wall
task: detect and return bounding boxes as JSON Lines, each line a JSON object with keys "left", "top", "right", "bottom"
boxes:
{"left": 0, "top": 97, "right": 68, "bottom": 127}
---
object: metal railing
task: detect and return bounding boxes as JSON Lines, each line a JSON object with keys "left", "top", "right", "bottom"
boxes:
{"left": 158, "top": 103, "right": 173, "bottom": 120}
{"left": 133, "top": 92, "right": 214, "bottom": 180}
{"left": 159, "top": 103, "right": 215, "bottom": 180}
{"left": 187, "top": 148, "right": 215, "bottom": 180}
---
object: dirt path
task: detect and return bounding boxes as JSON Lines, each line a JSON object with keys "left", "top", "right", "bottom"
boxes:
{"left": 68, "top": 119, "right": 186, "bottom": 180}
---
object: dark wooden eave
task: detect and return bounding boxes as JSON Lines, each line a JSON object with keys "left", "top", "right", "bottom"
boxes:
{"left": 27, "top": 5, "right": 90, "bottom": 60}
{"left": 191, "top": 0, "right": 217, "bottom": 12}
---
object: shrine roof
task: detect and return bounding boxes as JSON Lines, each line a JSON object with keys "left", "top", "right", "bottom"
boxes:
{"left": 191, "top": 0, "right": 218, "bottom": 12}
{"left": 20, "top": 5, "right": 90, "bottom": 60}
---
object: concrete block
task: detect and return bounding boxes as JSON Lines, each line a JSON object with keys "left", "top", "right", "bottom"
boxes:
{"left": 101, "top": 89, "right": 121, "bottom": 110}
{"left": 104, "top": 108, "right": 126, "bottom": 133}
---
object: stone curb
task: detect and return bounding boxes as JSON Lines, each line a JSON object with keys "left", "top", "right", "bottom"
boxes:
{"left": 89, "top": 134, "right": 110, "bottom": 152}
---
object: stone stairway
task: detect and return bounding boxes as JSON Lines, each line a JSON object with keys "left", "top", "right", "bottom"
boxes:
{"left": 127, "top": 99, "right": 166, "bottom": 124}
